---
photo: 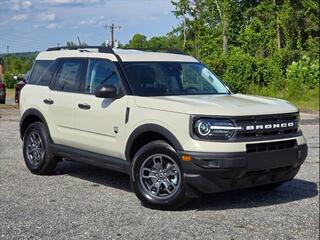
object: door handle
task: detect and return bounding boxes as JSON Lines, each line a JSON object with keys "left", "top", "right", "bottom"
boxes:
{"left": 43, "top": 99, "right": 54, "bottom": 105}
{"left": 78, "top": 103, "right": 91, "bottom": 110}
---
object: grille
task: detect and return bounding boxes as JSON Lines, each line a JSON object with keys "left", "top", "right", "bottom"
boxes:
{"left": 246, "top": 140, "right": 297, "bottom": 153}
{"left": 234, "top": 113, "right": 299, "bottom": 139}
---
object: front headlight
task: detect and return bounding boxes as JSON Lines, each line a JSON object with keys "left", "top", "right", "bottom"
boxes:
{"left": 193, "top": 118, "right": 240, "bottom": 140}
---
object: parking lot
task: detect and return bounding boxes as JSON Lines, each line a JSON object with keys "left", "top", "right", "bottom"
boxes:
{"left": 0, "top": 105, "right": 319, "bottom": 240}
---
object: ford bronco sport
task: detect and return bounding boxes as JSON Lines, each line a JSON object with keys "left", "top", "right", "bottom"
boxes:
{"left": 20, "top": 46, "right": 308, "bottom": 209}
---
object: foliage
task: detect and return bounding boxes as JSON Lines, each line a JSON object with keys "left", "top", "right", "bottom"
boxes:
{"left": 3, "top": 73, "right": 17, "bottom": 89}
{"left": 286, "top": 56, "right": 319, "bottom": 88}
{"left": 125, "top": 0, "right": 319, "bottom": 111}
{"left": 128, "top": 34, "right": 148, "bottom": 48}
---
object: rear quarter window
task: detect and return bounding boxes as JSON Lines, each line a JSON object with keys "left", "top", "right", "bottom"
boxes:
{"left": 29, "top": 60, "right": 55, "bottom": 86}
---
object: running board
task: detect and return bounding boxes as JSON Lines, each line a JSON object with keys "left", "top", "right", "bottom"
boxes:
{"left": 51, "top": 144, "right": 131, "bottom": 174}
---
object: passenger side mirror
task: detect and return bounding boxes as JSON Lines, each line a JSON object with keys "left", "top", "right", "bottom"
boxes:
{"left": 94, "top": 85, "right": 117, "bottom": 99}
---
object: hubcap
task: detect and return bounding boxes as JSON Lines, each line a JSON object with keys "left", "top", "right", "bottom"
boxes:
{"left": 26, "top": 131, "right": 45, "bottom": 167}
{"left": 139, "top": 154, "right": 181, "bottom": 199}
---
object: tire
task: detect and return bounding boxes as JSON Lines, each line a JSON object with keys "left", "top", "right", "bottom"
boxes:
{"left": 23, "top": 121, "right": 57, "bottom": 175}
{"left": 0, "top": 98, "right": 5, "bottom": 104}
{"left": 131, "top": 140, "right": 187, "bottom": 210}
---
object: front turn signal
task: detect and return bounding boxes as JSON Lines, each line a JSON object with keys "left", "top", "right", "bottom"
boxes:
{"left": 181, "top": 155, "right": 192, "bottom": 161}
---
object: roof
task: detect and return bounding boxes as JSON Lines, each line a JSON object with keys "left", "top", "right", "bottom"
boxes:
{"left": 36, "top": 48, "right": 199, "bottom": 63}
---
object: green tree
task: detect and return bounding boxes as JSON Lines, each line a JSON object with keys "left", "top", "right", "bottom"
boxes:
{"left": 128, "top": 34, "right": 148, "bottom": 48}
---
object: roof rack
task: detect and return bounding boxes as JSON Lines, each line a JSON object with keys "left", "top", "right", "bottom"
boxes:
{"left": 46, "top": 46, "right": 115, "bottom": 54}
{"left": 120, "top": 48, "right": 187, "bottom": 55}
{"left": 46, "top": 46, "right": 186, "bottom": 55}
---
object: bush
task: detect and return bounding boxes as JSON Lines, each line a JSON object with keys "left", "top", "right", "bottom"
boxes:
{"left": 286, "top": 56, "right": 319, "bottom": 89}
{"left": 220, "top": 48, "right": 284, "bottom": 93}
{"left": 3, "top": 73, "right": 17, "bottom": 89}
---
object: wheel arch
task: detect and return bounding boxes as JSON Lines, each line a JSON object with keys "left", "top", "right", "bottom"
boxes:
{"left": 20, "top": 108, "right": 52, "bottom": 141}
{"left": 125, "top": 124, "right": 184, "bottom": 161}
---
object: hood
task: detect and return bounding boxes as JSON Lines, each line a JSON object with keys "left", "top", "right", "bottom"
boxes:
{"left": 134, "top": 94, "right": 298, "bottom": 116}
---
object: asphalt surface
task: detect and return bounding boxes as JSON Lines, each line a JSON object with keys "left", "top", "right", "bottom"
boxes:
{"left": 0, "top": 106, "right": 319, "bottom": 240}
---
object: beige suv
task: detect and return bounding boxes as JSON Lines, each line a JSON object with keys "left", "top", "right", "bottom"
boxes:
{"left": 20, "top": 46, "right": 308, "bottom": 209}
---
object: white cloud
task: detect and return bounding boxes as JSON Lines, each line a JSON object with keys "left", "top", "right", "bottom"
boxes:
{"left": 79, "top": 16, "right": 104, "bottom": 25}
{"left": 46, "top": 23, "right": 59, "bottom": 29}
{"left": 44, "top": 0, "right": 100, "bottom": 4}
{"left": 39, "top": 13, "right": 56, "bottom": 21}
{"left": 21, "top": 0, "right": 32, "bottom": 9}
{"left": 11, "top": 14, "right": 30, "bottom": 21}
{"left": 3, "top": 0, "right": 33, "bottom": 11}
{"left": 0, "top": 21, "right": 8, "bottom": 26}
{"left": 144, "top": 16, "right": 159, "bottom": 22}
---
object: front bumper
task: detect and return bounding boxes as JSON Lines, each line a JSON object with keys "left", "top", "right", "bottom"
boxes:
{"left": 178, "top": 143, "right": 308, "bottom": 196}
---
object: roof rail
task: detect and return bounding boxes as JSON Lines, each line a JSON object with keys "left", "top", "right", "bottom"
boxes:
{"left": 46, "top": 46, "right": 115, "bottom": 54}
{"left": 120, "top": 48, "right": 187, "bottom": 55}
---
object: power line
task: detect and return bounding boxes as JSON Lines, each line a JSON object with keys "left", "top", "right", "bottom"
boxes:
{"left": 104, "top": 24, "right": 121, "bottom": 48}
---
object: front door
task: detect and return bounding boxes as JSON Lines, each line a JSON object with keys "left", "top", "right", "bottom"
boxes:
{"left": 74, "top": 59, "right": 129, "bottom": 158}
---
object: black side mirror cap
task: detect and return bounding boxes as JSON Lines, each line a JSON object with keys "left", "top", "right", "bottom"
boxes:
{"left": 94, "top": 85, "right": 117, "bottom": 98}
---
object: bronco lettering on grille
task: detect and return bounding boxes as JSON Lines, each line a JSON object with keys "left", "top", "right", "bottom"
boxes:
{"left": 245, "top": 122, "right": 295, "bottom": 131}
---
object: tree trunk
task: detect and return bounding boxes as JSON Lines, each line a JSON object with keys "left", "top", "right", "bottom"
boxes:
{"left": 183, "top": 15, "right": 186, "bottom": 49}
{"left": 222, "top": 20, "right": 228, "bottom": 53}
{"left": 276, "top": 16, "right": 281, "bottom": 49}
{"left": 214, "top": 0, "right": 227, "bottom": 54}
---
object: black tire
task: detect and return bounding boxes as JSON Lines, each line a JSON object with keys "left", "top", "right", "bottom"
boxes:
{"left": 131, "top": 140, "right": 187, "bottom": 210}
{"left": 23, "top": 121, "right": 57, "bottom": 175}
{"left": 0, "top": 98, "right": 5, "bottom": 104}
{"left": 255, "top": 181, "right": 285, "bottom": 190}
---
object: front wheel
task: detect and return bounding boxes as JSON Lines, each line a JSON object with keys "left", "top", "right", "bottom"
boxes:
{"left": 131, "top": 140, "right": 187, "bottom": 210}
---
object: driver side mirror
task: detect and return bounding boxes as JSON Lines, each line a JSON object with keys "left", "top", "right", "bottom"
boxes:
{"left": 94, "top": 85, "right": 117, "bottom": 98}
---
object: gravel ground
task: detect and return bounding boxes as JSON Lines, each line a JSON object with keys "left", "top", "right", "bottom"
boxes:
{"left": 0, "top": 107, "right": 319, "bottom": 240}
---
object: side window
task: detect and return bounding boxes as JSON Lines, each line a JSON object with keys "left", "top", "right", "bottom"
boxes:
{"left": 52, "top": 59, "right": 85, "bottom": 92}
{"left": 29, "top": 60, "right": 53, "bottom": 85}
{"left": 84, "top": 59, "right": 121, "bottom": 94}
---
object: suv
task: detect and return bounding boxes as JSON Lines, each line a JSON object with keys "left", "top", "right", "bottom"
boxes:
{"left": 0, "top": 79, "right": 6, "bottom": 104}
{"left": 20, "top": 46, "right": 308, "bottom": 209}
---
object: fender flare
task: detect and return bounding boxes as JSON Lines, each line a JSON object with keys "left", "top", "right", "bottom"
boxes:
{"left": 125, "top": 123, "right": 184, "bottom": 160}
{"left": 20, "top": 108, "right": 51, "bottom": 141}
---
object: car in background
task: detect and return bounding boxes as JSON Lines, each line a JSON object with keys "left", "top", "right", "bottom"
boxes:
{"left": 15, "top": 71, "right": 30, "bottom": 103}
{"left": 0, "top": 79, "right": 6, "bottom": 104}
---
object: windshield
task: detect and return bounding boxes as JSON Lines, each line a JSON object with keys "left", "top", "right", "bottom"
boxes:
{"left": 123, "top": 62, "right": 230, "bottom": 96}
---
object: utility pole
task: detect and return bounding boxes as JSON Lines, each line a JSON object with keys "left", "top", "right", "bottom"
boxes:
{"left": 6, "top": 45, "right": 9, "bottom": 73}
{"left": 104, "top": 24, "right": 121, "bottom": 48}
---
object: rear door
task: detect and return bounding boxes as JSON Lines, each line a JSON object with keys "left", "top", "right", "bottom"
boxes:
{"left": 46, "top": 58, "right": 87, "bottom": 147}
{"left": 73, "top": 58, "right": 129, "bottom": 158}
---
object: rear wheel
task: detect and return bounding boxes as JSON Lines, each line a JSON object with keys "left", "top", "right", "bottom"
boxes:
{"left": 131, "top": 140, "right": 187, "bottom": 210}
{"left": 23, "top": 122, "right": 57, "bottom": 175}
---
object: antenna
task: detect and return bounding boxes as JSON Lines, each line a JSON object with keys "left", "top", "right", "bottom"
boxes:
{"left": 77, "top": 36, "right": 82, "bottom": 46}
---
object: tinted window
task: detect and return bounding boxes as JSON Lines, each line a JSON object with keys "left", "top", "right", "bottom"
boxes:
{"left": 124, "top": 62, "right": 229, "bottom": 96}
{"left": 84, "top": 59, "right": 121, "bottom": 94}
{"left": 29, "top": 60, "right": 53, "bottom": 85}
{"left": 52, "top": 59, "right": 85, "bottom": 92}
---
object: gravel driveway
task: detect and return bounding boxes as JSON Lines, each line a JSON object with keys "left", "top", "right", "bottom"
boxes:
{"left": 0, "top": 107, "right": 319, "bottom": 240}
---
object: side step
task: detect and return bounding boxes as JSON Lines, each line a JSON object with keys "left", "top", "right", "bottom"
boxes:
{"left": 51, "top": 144, "right": 131, "bottom": 174}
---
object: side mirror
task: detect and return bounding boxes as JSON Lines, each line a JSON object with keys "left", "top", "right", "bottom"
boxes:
{"left": 94, "top": 85, "right": 117, "bottom": 98}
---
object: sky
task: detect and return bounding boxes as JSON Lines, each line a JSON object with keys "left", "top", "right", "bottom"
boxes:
{"left": 0, "top": 0, "right": 179, "bottom": 53}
